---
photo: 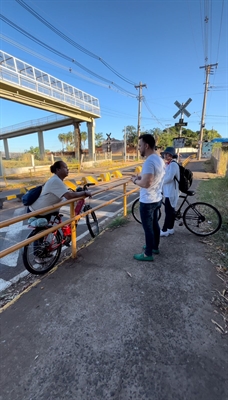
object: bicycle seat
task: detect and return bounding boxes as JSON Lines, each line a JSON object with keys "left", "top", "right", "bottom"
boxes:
{"left": 186, "top": 190, "right": 195, "bottom": 196}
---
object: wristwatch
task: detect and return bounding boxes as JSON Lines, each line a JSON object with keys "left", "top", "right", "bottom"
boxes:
{"left": 134, "top": 178, "right": 137, "bottom": 184}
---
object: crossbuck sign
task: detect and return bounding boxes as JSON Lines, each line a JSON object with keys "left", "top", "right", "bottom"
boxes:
{"left": 173, "top": 98, "right": 192, "bottom": 119}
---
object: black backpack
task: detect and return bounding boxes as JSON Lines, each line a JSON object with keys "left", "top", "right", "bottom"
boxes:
{"left": 172, "top": 161, "right": 193, "bottom": 193}
{"left": 22, "top": 185, "right": 43, "bottom": 206}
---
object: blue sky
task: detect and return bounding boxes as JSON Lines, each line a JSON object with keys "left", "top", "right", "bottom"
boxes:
{"left": 0, "top": 0, "right": 227, "bottom": 153}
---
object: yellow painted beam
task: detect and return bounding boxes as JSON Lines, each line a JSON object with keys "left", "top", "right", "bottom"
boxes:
{"left": 0, "top": 82, "right": 99, "bottom": 122}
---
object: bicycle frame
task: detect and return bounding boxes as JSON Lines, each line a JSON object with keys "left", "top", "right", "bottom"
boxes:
{"left": 174, "top": 193, "right": 192, "bottom": 220}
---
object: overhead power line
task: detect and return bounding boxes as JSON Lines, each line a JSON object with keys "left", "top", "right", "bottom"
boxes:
{"left": 143, "top": 98, "right": 164, "bottom": 128}
{"left": 16, "top": 0, "right": 136, "bottom": 86}
{"left": 0, "top": 14, "right": 136, "bottom": 98}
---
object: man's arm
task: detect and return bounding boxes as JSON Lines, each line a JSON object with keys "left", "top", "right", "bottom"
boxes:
{"left": 131, "top": 173, "right": 153, "bottom": 188}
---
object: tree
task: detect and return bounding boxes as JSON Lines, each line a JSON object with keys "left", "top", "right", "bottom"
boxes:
{"left": 58, "top": 133, "right": 67, "bottom": 151}
{"left": 95, "top": 132, "right": 105, "bottom": 147}
{"left": 202, "top": 129, "right": 221, "bottom": 141}
{"left": 157, "top": 132, "right": 174, "bottom": 149}
{"left": 24, "top": 146, "right": 50, "bottom": 160}
{"left": 66, "top": 131, "right": 73, "bottom": 145}
{"left": 81, "top": 131, "right": 88, "bottom": 148}
{"left": 123, "top": 125, "right": 137, "bottom": 148}
{"left": 144, "top": 128, "right": 163, "bottom": 144}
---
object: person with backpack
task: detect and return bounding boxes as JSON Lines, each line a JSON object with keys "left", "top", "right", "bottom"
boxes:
{"left": 160, "top": 147, "right": 180, "bottom": 237}
{"left": 28, "top": 160, "right": 92, "bottom": 220}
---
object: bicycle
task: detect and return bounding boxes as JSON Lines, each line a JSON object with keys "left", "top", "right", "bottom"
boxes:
{"left": 23, "top": 183, "right": 99, "bottom": 275}
{"left": 131, "top": 189, "right": 222, "bottom": 237}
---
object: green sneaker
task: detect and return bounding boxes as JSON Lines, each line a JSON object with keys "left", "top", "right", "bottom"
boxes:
{"left": 134, "top": 253, "right": 154, "bottom": 261}
{"left": 142, "top": 246, "right": 159, "bottom": 254}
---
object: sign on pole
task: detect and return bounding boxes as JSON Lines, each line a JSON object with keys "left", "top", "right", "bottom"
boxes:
{"left": 173, "top": 137, "right": 186, "bottom": 148}
{"left": 173, "top": 98, "right": 192, "bottom": 119}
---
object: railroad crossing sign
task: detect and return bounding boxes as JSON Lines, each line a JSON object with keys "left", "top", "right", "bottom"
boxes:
{"left": 173, "top": 98, "right": 192, "bottom": 119}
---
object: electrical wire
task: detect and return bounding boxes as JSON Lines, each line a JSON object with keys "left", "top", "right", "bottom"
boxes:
{"left": 0, "top": 14, "right": 136, "bottom": 98}
{"left": 15, "top": 0, "right": 136, "bottom": 86}
{"left": 216, "top": 0, "right": 225, "bottom": 62}
{"left": 142, "top": 98, "right": 165, "bottom": 128}
{"left": 199, "top": 0, "right": 205, "bottom": 61}
{"left": 186, "top": 0, "right": 200, "bottom": 64}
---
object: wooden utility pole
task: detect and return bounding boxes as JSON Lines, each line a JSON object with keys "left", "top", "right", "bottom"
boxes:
{"left": 135, "top": 82, "right": 147, "bottom": 159}
{"left": 197, "top": 63, "right": 218, "bottom": 160}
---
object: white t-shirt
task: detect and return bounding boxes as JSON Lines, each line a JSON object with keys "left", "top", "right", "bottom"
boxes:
{"left": 140, "top": 154, "right": 165, "bottom": 203}
{"left": 29, "top": 174, "right": 68, "bottom": 215}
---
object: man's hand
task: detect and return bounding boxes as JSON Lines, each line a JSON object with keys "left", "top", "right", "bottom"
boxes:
{"left": 131, "top": 174, "right": 141, "bottom": 184}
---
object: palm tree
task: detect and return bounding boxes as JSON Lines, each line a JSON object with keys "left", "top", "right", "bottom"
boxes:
{"left": 81, "top": 131, "right": 88, "bottom": 149}
{"left": 58, "top": 133, "right": 65, "bottom": 151}
{"left": 95, "top": 133, "right": 105, "bottom": 147}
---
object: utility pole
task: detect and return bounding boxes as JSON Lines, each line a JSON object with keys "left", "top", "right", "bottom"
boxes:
{"left": 135, "top": 82, "right": 147, "bottom": 159}
{"left": 197, "top": 63, "right": 218, "bottom": 160}
{"left": 124, "top": 126, "right": 127, "bottom": 162}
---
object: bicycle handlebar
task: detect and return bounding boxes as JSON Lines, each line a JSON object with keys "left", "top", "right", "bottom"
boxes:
{"left": 75, "top": 183, "right": 95, "bottom": 193}
{"left": 83, "top": 183, "right": 95, "bottom": 190}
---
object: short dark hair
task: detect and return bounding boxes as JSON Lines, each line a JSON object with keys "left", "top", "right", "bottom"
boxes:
{"left": 50, "top": 160, "right": 64, "bottom": 174}
{"left": 139, "top": 134, "right": 156, "bottom": 149}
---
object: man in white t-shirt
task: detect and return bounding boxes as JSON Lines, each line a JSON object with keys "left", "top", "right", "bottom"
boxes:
{"left": 131, "top": 134, "right": 165, "bottom": 261}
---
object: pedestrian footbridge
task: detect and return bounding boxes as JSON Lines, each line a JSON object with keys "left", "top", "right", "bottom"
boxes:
{"left": 0, "top": 50, "right": 101, "bottom": 159}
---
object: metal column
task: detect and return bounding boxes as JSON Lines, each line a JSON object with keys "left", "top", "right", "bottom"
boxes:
{"left": 87, "top": 119, "right": 95, "bottom": 161}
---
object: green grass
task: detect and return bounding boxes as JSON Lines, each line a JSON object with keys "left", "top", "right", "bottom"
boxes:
{"left": 197, "top": 176, "right": 228, "bottom": 268}
{"left": 108, "top": 215, "right": 130, "bottom": 229}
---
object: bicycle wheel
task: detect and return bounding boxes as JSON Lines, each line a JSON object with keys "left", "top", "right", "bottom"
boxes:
{"left": 132, "top": 198, "right": 141, "bottom": 223}
{"left": 183, "top": 202, "right": 222, "bottom": 236}
{"left": 131, "top": 198, "right": 162, "bottom": 224}
{"left": 23, "top": 228, "right": 62, "bottom": 274}
{"left": 85, "top": 206, "right": 99, "bottom": 238}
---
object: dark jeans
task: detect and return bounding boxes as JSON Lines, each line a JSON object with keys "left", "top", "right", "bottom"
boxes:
{"left": 140, "top": 200, "right": 162, "bottom": 256}
{"left": 162, "top": 197, "right": 175, "bottom": 231}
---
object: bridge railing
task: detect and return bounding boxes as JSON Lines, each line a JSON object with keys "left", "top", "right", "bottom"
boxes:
{"left": 0, "top": 50, "right": 100, "bottom": 116}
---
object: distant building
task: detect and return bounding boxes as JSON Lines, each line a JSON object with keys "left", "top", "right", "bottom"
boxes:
{"left": 202, "top": 138, "right": 228, "bottom": 158}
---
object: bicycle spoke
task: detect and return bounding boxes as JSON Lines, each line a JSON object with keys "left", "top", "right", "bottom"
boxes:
{"left": 23, "top": 230, "right": 62, "bottom": 274}
{"left": 86, "top": 211, "right": 99, "bottom": 238}
{"left": 183, "top": 202, "right": 222, "bottom": 236}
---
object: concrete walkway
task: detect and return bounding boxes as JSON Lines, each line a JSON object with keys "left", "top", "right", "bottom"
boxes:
{"left": 0, "top": 161, "right": 227, "bottom": 400}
